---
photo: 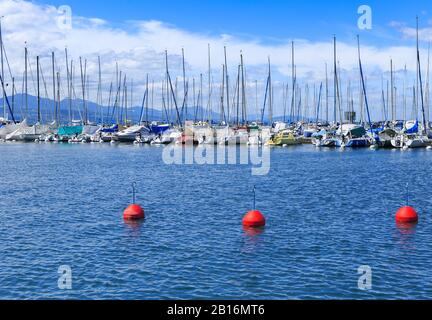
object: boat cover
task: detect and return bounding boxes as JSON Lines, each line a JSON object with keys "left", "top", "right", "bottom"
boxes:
{"left": 405, "top": 121, "right": 419, "bottom": 134}
{"left": 58, "top": 126, "right": 83, "bottom": 136}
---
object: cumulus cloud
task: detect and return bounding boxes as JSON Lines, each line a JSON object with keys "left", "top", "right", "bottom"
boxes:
{"left": 0, "top": 0, "right": 430, "bottom": 120}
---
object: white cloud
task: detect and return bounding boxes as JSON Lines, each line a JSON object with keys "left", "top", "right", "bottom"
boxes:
{"left": 0, "top": 0, "right": 430, "bottom": 120}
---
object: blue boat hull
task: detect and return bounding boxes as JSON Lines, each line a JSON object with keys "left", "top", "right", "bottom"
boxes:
{"left": 345, "top": 138, "right": 371, "bottom": 148}
{"left": 151, "top": 124, "right": 170, "bottom": 135}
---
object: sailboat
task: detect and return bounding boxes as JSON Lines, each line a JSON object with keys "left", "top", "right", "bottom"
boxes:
{"left": 341, "top": 35, "right": 373, "bottom": 149}
{"left": 265, "top": 129, "right": 302, "bottom": 146}
{"left": 0, "top": 20, "right": 20, "bottom": 141}
{"left": 7, "top": 54, "right": 50, "bottom": 141}
{"left": 0, "top": 119, "right": 20, "bottom": 140}
{"left": 391, "top": 18, "right": 430, "bottom": 149}
{"left": 374, "top": 127, "right": 397, "bottom": 148}
{"left": 391, "top": 120, "right": 429, "bottom": 148}
{"left": 250, "top": 57, "right": 274, "bottom": 146}
{"left": 317, "top": 36, "right": 344, "bottom": 148}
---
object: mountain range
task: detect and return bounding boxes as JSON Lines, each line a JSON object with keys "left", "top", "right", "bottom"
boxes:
{"left": 0, "top": 94, "right": 289, "bottom": 124}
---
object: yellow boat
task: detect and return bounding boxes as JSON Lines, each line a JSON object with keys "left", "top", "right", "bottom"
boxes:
{"left": 265, "top": 130, "right": 302, "bottom": 146}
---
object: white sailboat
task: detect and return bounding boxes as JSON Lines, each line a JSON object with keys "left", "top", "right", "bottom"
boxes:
{"left": 0, "top": 120, "right": 21, "bottom": 140}
{"left": 5, "top": 120, "right": 49, "bottom": 142}
{"left": 114, "top": 125, "right": 149, "bottom": 143}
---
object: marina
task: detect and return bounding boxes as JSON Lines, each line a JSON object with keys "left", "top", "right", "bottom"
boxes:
{"left": 1, "top": 19, "right": 432, "bottom": 151}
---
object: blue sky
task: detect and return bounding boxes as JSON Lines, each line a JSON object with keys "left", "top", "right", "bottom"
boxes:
{"left": 41, "top": 0, "right": 431, "bottom": 46}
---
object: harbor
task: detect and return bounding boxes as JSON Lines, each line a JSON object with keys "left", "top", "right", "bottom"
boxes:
{"left": 1, "top": 18, "right": 432, "bottom": 151}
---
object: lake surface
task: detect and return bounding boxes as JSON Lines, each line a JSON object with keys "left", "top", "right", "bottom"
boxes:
{"left": 0, "top": 142, "right": 431, "bottom": 300}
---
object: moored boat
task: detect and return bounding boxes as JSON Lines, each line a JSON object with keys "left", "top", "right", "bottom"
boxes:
{"left": 265, "top": 130, "right": 301, "bottom": 146}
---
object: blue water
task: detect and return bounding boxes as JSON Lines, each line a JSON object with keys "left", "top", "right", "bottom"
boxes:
{"left": 0, "top": 143, "right": 432, "bottom": 300}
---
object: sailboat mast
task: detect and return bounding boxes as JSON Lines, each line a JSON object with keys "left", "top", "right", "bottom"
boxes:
{"left": 359, "top": 65, "right": 364, "bottom": 123}
{"left": 220, "top": 64, "right": 225, "bottom": 124}
{"left": 333, "top": 36, "right": 337, "bottom": 124}
{"left": 333, "top": 39, "right": 343, "bottom": 126}
{"left": 240, "top": 52, "right": 247, "bottom": 125}
{"left": 0, "top": 17, "right": 4, "bottom": 120}
{"left": 131, "top": 79, "right": 134, "bottom": 125}
{"left": 151, "top": 79, "right": 154, "bottom": 121}
{"left": 25, "top": 43, "right": 28, "bottom": 119}
{"left": 426, "top": 43, "right": 430, "bottom": 123}
{"left": 290, "top": 41, "right": 295, "bottom": 123}
{"left": 268, "top": 57, "right": 273, "bottom": 124}
{"left": 200, "top": 73, "right": 203, "bottom": 122}
{"left": 224, "top": 46, "right": 230, "bottom": 124}
{"left": 51, "top": 52, "right": 56, "bottom": 124}
{"left": 115, "top": 62, "right": 119, "bottom": 123}
{"left": 11, "top": 77, "right": 14, "bottom": 116}
{"left": 357, "top": 35, "right": 373, "bottom": 130}
{"left": 57, "top": 71, "right": 61, "bottom": 124}
{"left": 65, "top": 48, "right": 72, "bottom": 124}
{"left": 416, "top": 16, "right": 428, "bottom": 134}
{"left": 115, "top": 70, "right": 121, "bottom": 125}
{"left": 165, "top": 50, "right": 181, "bottom": 127}
{"left": 193, "top": 76, "right": 196, "bottom": 122}
{"left": 37, "top": 56, "right": 41, "bottom": 124}
{"left": 207, "top": 44, "right": 212, "bottom": 123}
{"left": 256, "top": 80, "right": 260, "bottom": 123}
{"left": 98, "top": 56, "right": 102, "bottom": 124}
{"left": 182, "top": 48, "right": 187, "bottom": 120}
{"left": 316, "top": 82, "right": 323, "bottom": 124}
{"left": 146, "top": 74, "right": 149, "bottom": 123}
{"left": 70, "top": 60, "right": 74, "bottom": 123}
{"left": 84, "top": 60, "right": 88, "bottom": 124}
{"left": 79, "top": 57, "right": 85, "bottom": 124}
{"left": 403, "top": 65, "right": 407, "bottom": 121}
{"left": 325, "top": 63, "right": 329, "bottom": 123}
{"left": 236, "top": 64, "right": 240, "bottom": 126}
{"left": 390, "top": 59, "right": 394, "bottom": 122}
{"left": 123, "top": 75, "right": 127, "bottom": 126}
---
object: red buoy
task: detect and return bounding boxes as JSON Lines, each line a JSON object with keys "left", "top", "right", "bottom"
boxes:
{"left": 123, "top": 204, "right": 145, "bottom": 221}
{"left": 396, "top": 206, "right": 418, "bottom": 224}
{"left": 243, "top": 210, "right": 266, "bottom": 228}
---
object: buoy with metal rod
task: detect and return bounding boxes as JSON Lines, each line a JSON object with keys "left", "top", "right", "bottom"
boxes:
{"left": 243, "top": 186, "right": 266, "bottom": 228}
{"left": 396, "top": 183, "right": 418, "bottom": 224}
{"left": 123, "top": 182, "right": 145, "bottom": 221}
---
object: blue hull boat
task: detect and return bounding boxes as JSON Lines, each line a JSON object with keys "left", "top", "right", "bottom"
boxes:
{"left": 150, "top": 123, "right": 170, "bottom": 135}
{"left": 344, "top": 138, "right": 371, "bottom": 148}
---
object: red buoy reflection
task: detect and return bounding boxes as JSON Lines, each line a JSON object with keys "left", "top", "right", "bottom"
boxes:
{"left": 243, "top": 226, "right": 265, "bottom": 237}
{"left": 396, "top": 222, "right": 418, "bottom": 236}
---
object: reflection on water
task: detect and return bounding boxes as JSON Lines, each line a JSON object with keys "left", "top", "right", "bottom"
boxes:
{"left": 396, "top": 222, "right": 418, "bottom": 236}
{"left": 123, "top": 219, "right": 146, "bottom": 237}
{"left": 243, "top": 226, "right": 265, "bottom": 237}
{"left": 395, "top": 222, "right": 418, "bottom": 251}
{"left": 241, "top": 227, "right": 265, "bottom": 254}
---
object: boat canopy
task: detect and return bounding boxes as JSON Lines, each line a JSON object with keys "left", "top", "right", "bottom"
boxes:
{"left": 338, "top": 124, "right": 366, "bottom": 138}
{"left": 346, "top": 126, "right": 366, "bottom": 138}
{"left": 405, "top": 121, "right": 419, "bottom": 134}
{"left": 58, "top": 126, "right": 83, "bottom": 136}
{"left": 312, "top": 129, "right": 327, "bottom": 138}
{"left": 100, "top": 125, "right": 118, "bottom": 133}
{"left": 150, "top": 123, "right": 170, "bottom": 135}
{"left": 83, "top": 125, "right": 101, "bottom": 135}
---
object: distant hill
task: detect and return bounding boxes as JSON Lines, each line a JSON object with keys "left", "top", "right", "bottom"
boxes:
{"left": 0, "top": 94, "right": 298, "bottom": 124}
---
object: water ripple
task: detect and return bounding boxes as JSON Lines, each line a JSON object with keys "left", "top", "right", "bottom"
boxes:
{"left": 0, "top": 144, "right": 432, "bottom": 299}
